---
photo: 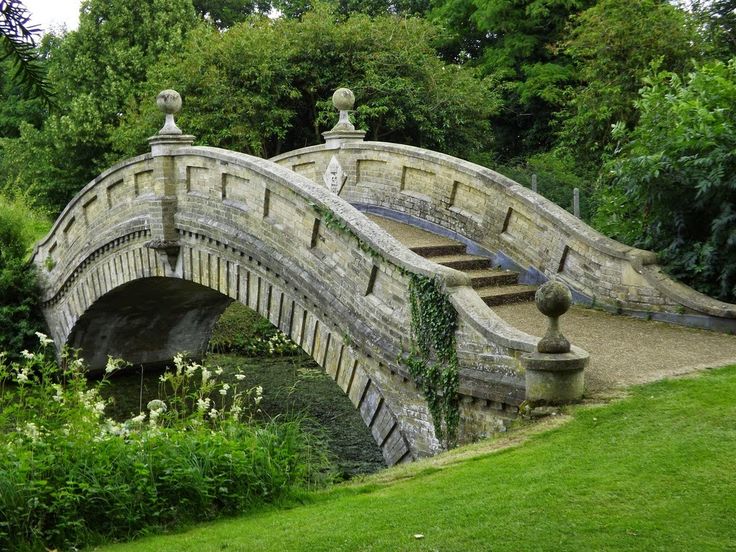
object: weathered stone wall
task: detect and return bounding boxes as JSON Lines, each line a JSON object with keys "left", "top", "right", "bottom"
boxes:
{"left": 272, "top": 141, "right": 736, "bottom": 331}
{"left": 32, "top": 145, "right": 546, "bottom": 462}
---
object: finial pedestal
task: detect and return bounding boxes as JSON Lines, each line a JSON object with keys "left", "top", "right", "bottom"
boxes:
{"left": 148, "top": 89, "right": 195, "bottom": 156}
{"left": 322, "top": 87, "right": 365, "bottom": 148}
{"left": 521, "top": 280, "right": 588, "bottom": 404}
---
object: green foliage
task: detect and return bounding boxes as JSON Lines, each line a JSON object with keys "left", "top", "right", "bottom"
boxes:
{"left": 0, "top": 195, "right": 49, "bottom": 357}
{"left": 406, "top": 274, "right": 459, "bottom": 448}
{"left": 599, "top": 59, "right": 736, "bottom": 301}
{"left": 556, "top": 0, "right": 700, "bottom": 167}
{"left": 0, "top": 0, "right": 52, "bottom": 102}
{"left": 0, "top": 345, "right": 329, "bottom": 551}
{"left": 690, "top": 0, "right": 736, "bottom": 59}
{"left": 112, "top": 5, "right": 498, "bottom": 161}
{"left": 209, "top": 302, "right": 300, "bottom": 356}
{"left": 0, "top": 0, "right": 199, "bottom": 215}
{"left": 498, "top": 151, "right": 594, "bottom": 220}
{"left": 431, "top": 0, "right": 594, "bottom": 159}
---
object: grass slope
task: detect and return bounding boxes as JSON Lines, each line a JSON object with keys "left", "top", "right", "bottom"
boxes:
{"left": 96, "top": 366, "right": 736, "bottom": 552}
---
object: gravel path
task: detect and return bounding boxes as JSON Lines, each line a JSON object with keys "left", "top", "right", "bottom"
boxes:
{"left": 492, "top": 302, "right": 736, "bottom": 395}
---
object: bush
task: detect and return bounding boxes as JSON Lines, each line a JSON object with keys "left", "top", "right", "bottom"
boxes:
{"left": 0, "top": 196, "right": 50, "bottom": 356}
{"left": 598, "top": 59, "right": 736, "bottom": 302}
{"left": 209, "top": 302, "right": 300, "bottom": 356}
{"left": 0, "top": 342, "right": 329, "bottom": 551}
{"left": 497, "top": 152, "right": 595, "bottom": 221}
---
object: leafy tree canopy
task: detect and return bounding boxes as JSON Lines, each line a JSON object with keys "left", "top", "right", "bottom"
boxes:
{"left": 556, "top": 0, "right": 700, "bottom": 168}
{"left": 112, "top": 4, "right": 499, "bottom": 161}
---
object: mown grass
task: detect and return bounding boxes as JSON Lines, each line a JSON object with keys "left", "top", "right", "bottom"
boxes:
{"left": 96, "top": 365, "right": 736, "bottom": 551}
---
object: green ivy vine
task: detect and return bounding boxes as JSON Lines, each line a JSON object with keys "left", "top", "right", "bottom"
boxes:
{"left": 310, "top": 203, "right": 460, "bottom": 446}
{"left": 406, "top": 274, "right": 460, "bottom": 448}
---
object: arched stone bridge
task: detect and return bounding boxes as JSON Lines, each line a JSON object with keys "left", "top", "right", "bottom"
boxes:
{"left": 32, "top": 91, "right": 736, "bottom": 464}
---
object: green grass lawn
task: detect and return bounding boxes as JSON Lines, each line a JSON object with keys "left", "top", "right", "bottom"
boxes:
{"left": 95, "top": 366, "right": 736, "bottom": 552}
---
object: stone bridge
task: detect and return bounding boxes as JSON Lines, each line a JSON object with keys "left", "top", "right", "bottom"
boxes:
{"left": 32, "top": 90, "right": 736, "bottom": 464}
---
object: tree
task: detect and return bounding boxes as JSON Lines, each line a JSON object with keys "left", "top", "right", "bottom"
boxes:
{"left": 429, "top": 0, "right": 594, "bottom": 160}
{"left": 0, "top": 0, "right": 199, "bottom": 215}
{"left": 556, "top": 0, "right": 700, "bottom": 168}
{"left": 597, "top": 60, "right": 736, "bottom": 301}
{"left": 112, "top": 5, "right": 499, "bottom": 161}
{"left": 0, "top": 0, "right": 51, "bottom": 101}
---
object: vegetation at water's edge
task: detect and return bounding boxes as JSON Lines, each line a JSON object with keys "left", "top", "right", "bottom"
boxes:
{"left": 0, "top": 342, "right": 332, "bottom": 552}
{"left": 99, "top": 364, "right": 736, "bottom": 551}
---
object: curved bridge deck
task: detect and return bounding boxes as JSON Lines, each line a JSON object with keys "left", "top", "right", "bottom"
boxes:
{"left": 370, "top": 213, "right": 736, "bottom": 395}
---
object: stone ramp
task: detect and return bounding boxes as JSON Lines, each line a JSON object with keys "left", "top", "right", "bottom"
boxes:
{"left": 367, "top": 214, "right": 536, "bottom": 306}
{"left": 493, "top": 302, "right": 736, "bottom": 395}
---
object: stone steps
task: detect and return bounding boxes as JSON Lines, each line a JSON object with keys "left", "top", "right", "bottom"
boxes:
{"left": 367, "top": 214, "right": 536, "bottom": 306}
{"left": 475, "top": 284, "right": 538, "bottom": 306}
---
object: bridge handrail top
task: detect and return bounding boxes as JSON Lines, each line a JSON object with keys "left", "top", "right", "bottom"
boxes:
{"left": 272, "top": 141, "right": 658, "bottom": 267}
{"left": 32, "top": 153, "right": 153, "bottom": 259}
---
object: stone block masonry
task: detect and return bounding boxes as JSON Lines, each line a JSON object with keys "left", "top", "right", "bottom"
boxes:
{"left": 271, "top": 142, "right": 736, "bottom": 332}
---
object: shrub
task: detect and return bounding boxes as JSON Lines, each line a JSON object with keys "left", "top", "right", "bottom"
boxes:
{"left": 209, "top": 302, "right": 300, "bottom": 356}
{"left": 0, "top": 340, "right": 329, "bottom": 551}
{"left": 598, "top": 59, "right": 736, "bottom": 302}
{"left": 0, "top": 196, "right": 50, "bottom": 356}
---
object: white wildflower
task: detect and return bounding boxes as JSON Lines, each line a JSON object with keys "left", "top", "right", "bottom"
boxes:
{"left": 185, "top": 362, "right": 198, "bottom": 377}
{"left": 105, "top": 356, "right": 121, "bottom": 374}
{"left": 197, "top": 397, "right": 211, "bottom": 411}
{"left": 52, "top": 384, "right": 64, "bottom": 403}
{"left": 215, "top": 367, "right": 224, "bottom": 376}
{"left": 159, "top": 374, "right": 167, "bottom": 383}
{"left": 21, "top": 422, "right": 40, "bottom": 442}
{"left": 147, "top": 399, "right": 167, "bottom": 413}
{"left": 93, "top": 401, "right": 106, "bottom": 416}
{"left": 20, "top": 350, "right": 34, "bottom": 360}
{"left": 16, "top": 369, "right": 30, "bottom": 384}
{"left": 201, "top": 367, "right": 211, "bottom": 384}
{"left": 208, "top": 408, "right": 219, "bottom": 419}
{"left": 130, "top": 412, "right": 146, "bottom": 424}
{"left": 35, "top": 332, "right": 53, "bottom": 347}
{"left": 235, "top": 374, "right": 246, "bottom": 381}
{"left": 219, "top": 383, "right": 230, "bottom": 396}
{"left": 173, "top": 352, "right": 186, "bottom": 374}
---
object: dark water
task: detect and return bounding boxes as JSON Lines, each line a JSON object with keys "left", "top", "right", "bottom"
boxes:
{"left": 101, "top": 352, "right": 387, "bottom": 479}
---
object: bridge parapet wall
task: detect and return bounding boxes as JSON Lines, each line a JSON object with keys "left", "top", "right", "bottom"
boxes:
{"left": 272, "top": 142, "right": 736, "bottom": 331}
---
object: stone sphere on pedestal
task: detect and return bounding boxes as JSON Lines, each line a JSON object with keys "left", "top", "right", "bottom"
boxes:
{"left": 156, "top": 90, "right": 182, "bottom": 115}
{"left": 332, "top": 88, "right": 355, "bottom": 111}
{"left": 535, "top": 280, "right": 572, "bottom": 318}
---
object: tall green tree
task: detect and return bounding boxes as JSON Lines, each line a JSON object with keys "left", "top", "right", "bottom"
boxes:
{"left": 556, "top": 0, "right": 700, "bottom": 168}
{"left": 0, "top": 0, "right": 199, "bottom": 215}
{"left": 112, "top": 5, "right": 499, "bottom": 161}
{"left": 430, "top": 0, "right": 594, "bottom": 160}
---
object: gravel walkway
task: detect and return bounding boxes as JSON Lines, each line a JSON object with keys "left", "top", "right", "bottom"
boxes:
{"left": 492, "top": 302, "right": 736, "bottom": 395}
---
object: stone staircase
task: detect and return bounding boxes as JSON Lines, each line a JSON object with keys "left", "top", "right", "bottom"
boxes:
{"left": 367, "top": 214, "right": 536, "bottom": 306}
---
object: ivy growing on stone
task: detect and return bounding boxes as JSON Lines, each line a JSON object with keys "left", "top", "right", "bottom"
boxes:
{"left": 406, "top": 274, "right": 459, "bottom": 448}
{"left": 310, "top": 203, "right": 460, "bottom": 446}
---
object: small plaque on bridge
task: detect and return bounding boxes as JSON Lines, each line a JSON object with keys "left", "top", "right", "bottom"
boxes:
{"left": 323, "top": 156, "right": 347, "bottom": 195}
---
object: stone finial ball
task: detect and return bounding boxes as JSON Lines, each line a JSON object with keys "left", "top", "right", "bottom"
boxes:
{"left": 332, "top": 88, "right": 355, "bottom": 111}
{"left": 535, "top": 280, "right": 572, "bottom": 318}
{"left": 156, "top": 89, "right": 182, "bottom": 115}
